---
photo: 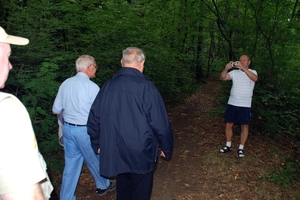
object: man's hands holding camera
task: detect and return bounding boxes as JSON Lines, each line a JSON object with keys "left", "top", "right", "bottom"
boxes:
{"left": 231, "top": 61, "right": 238, "bottom": 67}
{"left": 225, "top": 61, "right": 245, "bottom": 71}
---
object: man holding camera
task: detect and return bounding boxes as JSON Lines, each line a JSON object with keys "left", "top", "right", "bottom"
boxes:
{"left": 219, "top": 55, "right": 258, "bottom": 158}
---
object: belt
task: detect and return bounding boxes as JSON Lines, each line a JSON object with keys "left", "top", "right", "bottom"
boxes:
{"left": 64, "top": 122, "right": 86, "bottom": 127}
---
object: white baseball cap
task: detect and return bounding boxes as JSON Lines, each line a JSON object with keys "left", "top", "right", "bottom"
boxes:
{"left": 0, "top": 26, "right": 29, "bottom": 45}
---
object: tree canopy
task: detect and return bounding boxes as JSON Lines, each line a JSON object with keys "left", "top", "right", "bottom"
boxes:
{"left": 1, "top": 0, "right": 299, "bottom": 172}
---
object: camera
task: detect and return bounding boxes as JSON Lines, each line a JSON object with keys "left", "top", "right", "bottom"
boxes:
{"left": 232, "top": 61, "right": 238, "bottom": 67}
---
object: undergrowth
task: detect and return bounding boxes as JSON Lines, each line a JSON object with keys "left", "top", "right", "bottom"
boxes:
{"left": 267, "top": 159, "right": 300, "bottom": 188}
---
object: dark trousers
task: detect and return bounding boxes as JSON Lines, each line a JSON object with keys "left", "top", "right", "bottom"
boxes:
{"left": 116, "top": 171, "right": 154, "bottom": 200}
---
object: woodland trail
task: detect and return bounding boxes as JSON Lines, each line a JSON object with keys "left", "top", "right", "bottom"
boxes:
{"left": 50, "top": 75, "right": 300, "bottom": 200}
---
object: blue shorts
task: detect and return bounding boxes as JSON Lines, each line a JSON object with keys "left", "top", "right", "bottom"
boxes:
{"left": 225, "top": 104, "right": 251, "bottom": 125}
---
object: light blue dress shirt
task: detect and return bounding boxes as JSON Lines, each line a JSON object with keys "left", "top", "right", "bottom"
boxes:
{"left": 52, "top": 72, "right": 100, "bottom": 125}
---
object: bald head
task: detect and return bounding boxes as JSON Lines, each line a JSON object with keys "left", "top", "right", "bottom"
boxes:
{"left": 239, "top": 55, "right": 251, "bottom": 69}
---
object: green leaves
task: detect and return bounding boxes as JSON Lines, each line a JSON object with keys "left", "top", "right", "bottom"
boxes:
{"left": 1, "top": 0, "right": 300, "bottom": 174}
{"left": 267, "top": 159, "right": 300, "bottom": 188}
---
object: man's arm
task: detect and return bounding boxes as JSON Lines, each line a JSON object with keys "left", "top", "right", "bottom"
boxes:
{"left": 147, "top": 89, "right": 174, "bottom": 160}
{"left": 244, "top": 69, "right": 258, "bottom": 82}
{"left": 235, "top": 62, "right": 258, "bottom": 82}
{"left": 220, "top": 62, "right": 233, "bottom": 81}
{"left": 52, "top": 89, "right": 63, "bottom": 115}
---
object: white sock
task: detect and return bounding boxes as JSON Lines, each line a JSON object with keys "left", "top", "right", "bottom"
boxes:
{"left": 239, "top": 144, "right": 244, "bottom": 150}
{"left": 226, "top": 141, "right": 232, "bottom": 147}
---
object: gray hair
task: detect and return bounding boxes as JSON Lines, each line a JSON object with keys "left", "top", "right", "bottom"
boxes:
{"left": 122, "top": 47, "right": 145, "bottom": 63}
{"left": 75, "top": 55, "right": 95, "bottom": 72}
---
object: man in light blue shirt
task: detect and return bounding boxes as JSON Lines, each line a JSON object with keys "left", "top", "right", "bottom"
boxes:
{"left": 52, "top": 55, "right": 115, "bottom": 199}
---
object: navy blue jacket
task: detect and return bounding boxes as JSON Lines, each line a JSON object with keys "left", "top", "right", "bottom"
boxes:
{"left": 87, "top": 67, "right": 174, "bottom": 177}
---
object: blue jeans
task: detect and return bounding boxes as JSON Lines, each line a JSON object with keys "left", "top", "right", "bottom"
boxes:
{"left": 60, "top": 123, "right": 110, "bottom": 200}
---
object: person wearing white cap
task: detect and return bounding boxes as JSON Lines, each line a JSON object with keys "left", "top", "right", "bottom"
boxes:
{"left": 0, "top": 26, "right": 53, "bottom": 200}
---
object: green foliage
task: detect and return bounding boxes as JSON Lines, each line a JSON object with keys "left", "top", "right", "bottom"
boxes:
{"left": 39, "top": 134, "right": 64, "bottom": 173}
{"left": 1, "top": 0, "right": 205, "bottom": 174}
{"left": 1, "top": 0, "right": 300, "bottom": 181}
{"left": 145, "top": 48, "right": 198, "bottom": 105}
{"left": 267, "top": 159, "right": 300, "bottom": 188}
{"left": 252, "top": 84, "right": 300, "bottom": 137}
{"left": 10, "top": 57, "right": 66, "bottom": 171}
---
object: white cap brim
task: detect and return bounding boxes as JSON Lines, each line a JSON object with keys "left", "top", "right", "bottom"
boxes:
{"left": 0, "top": 27, "right": 29, "bottom": 45}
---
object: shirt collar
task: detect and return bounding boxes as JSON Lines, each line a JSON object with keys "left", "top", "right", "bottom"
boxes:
{"left": 76, "top": 72, "right": 89, "bottom": 79}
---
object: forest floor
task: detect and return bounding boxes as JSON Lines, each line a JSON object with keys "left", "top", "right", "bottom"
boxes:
{"left": 50, "top": 75, "right": 300, "bottom": 200}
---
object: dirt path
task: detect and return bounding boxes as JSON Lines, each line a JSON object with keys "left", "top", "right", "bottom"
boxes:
{"left": 51, "top": 75, "right": 300, "bottom": 200}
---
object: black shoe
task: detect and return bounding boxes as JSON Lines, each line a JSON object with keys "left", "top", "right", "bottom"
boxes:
{"left": 96, "top": 181, "right": 116, "bottom": 196}
{"left": 237, "top": 149, "right": 245, "bottom": 158}
{"left": 220, "top": 145, "right": 232, "bottom": 153}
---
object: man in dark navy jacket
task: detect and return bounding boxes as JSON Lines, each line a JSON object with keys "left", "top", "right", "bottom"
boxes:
{"left": 87, "top": 47, "right": 174, "bottom": 200}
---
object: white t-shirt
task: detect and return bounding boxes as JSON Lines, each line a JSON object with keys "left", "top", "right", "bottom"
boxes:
{"left": 227, "top": 69, "right": 257, "bottom": 107}
{"left": 0, "top": 92, "right": 53, "bottom": 199}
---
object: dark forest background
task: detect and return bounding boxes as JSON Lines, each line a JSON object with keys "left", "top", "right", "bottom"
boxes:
{"left": 1, "top": 0, "right": 300, "bottom": 182}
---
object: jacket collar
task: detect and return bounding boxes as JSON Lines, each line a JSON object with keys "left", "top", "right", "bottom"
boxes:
{"left": 115, "top": 67, "right": 147, "bottom": 79}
